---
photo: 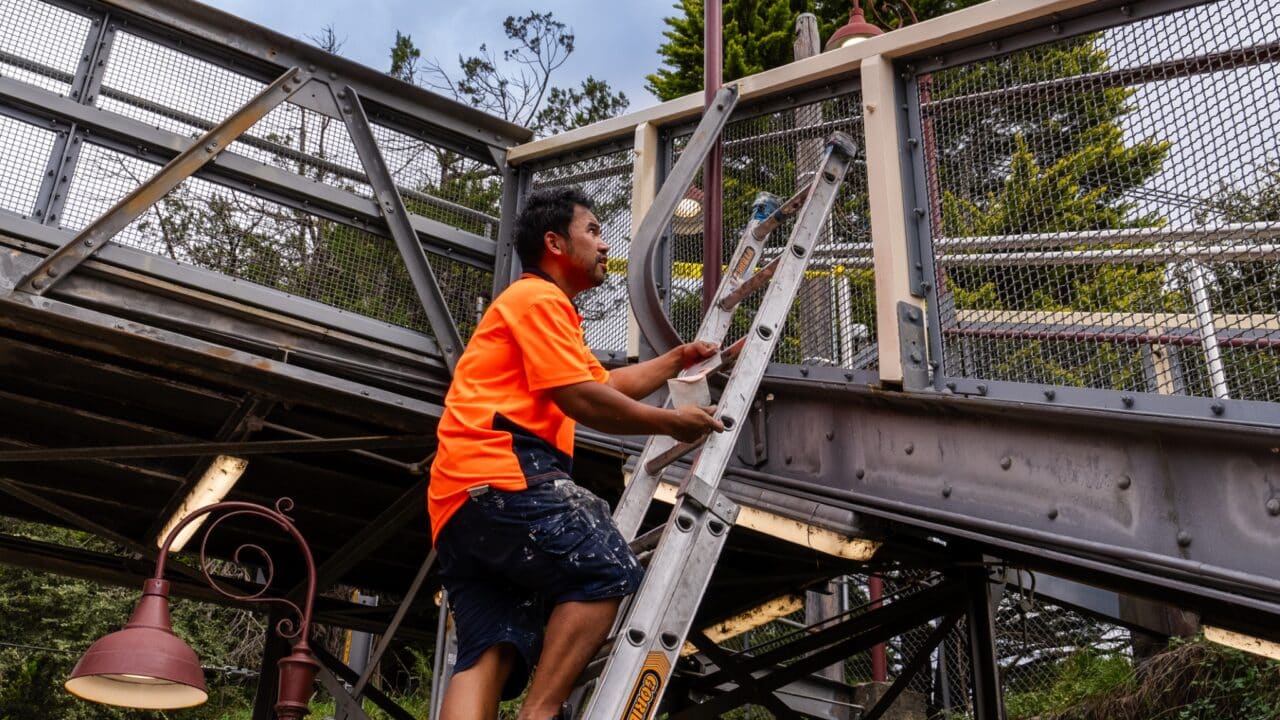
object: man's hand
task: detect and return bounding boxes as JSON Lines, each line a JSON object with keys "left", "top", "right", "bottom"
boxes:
{"left": 666, "top": 404, "right": 725, "bottom": 443}
{"left": 678, "top": 341, "right": 720, "bottom": 370}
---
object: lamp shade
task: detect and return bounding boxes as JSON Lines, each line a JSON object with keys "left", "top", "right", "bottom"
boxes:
{"left": 672, "top": 186, "right": 705, "bottom": 235}
{"left": 825, "top": 4, "right": 884, "bottom": 51}
{"left": 65, "top": 579, "right": 208, "bottom": 709}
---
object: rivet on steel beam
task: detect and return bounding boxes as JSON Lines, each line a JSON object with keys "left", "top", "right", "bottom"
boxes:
{"left": 908, "top": 308, "right": 921, "bottom": 322}
{"left": 910, "top": 351, "right": 922, "bottom": 364}
{"left": 205, "top": 142, "right": 219, "bottom": 153}
{"left": 1120, "top": 5, "right": 1133, "bottom": 16}
{"left": 976, "top": 384, "right": 988, "bottom": 396}
{"left": 1044, "top": 389, "right": 1056, "bottom": 400}
{"left": 308, "top": 64, "right": 317, "bottom": 72}
{"left": 1176, "top": 532, "right": 1192, "bottom": 548}
{"left": 1117, "top": 475, "right": 1132, "bottom": 490}
{"left": 784, "top": 455, "right": 793, "bottom": 464}
{"left": 1122, "top": 396, "right": 1134, "bottom": 408}
{"left": 31, "top": 277, "right": 48, "bottom": 291}
{"left": 1000, "top": 456, "right": 1011, "bottom": 470}
{"left": 942, "top": 486, "right": 952, "bottom": 498}
{"left": 921, "top": 281, "right": 933, "bottom": 292}
{"left": 337, "top": 88, "right": 347, "bottom": 98}
{"left": 907, "top": 138, "right": 919, "bottom": 148}
{"left": 844, "top": 372, "right": 854, "bottom": 381}
{"left": 1266, "top": 498, "right": 1280, "bottom": 516}
{"left": 800, "top": 367, "right": 809, "bottom": 376}
{"left": 945, "top": 382, "right": 957, "bottom": 392}
{"left": 913, "top": 207, "right": 925, "bottom": 217}
{"left": 904, "top": 443, "right": 914, "bottom": 455}
{"left": 84, "top": 238, "right": 95, "bottom": 248}
{"left": 826, "top": 431, "right": 834, "bottom": 441}
{"left": 856, "top": 469, "right": 865, "bottom": 479}
{"left": 1051, "top": 23, "right": 1062, "bottom": 34}
{"left": 989, "top": 41, "right": 1001, "bottom": 51}
{"left": 1210, "top": 403, "right": 1224, "bottom": 416}
{"left": 329, "top": 71, "right": 338, "bottom": 79}
{"left": 342, "top": 105, "right": 352, "bottom": 114}
{"left": 1047, "top": 508, "right": 1058, "bottom": 520}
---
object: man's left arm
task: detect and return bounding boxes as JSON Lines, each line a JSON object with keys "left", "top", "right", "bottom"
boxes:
{"left": 606, "top": 341, "right": 720, "bottom": 400}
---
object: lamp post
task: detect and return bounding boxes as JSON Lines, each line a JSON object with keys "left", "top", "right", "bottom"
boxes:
{"left": 65, "top": 498, "right": 319, "bottom": 720}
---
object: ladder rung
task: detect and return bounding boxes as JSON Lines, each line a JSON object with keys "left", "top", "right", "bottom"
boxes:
{"left": 644, "top": 437, "right": 705, "bottom": 475}
{"left": 717, "top": 255, "right": 781, "bottom": 311}
{"left": 629, "top": 525, "right": 665, "bottom": 555}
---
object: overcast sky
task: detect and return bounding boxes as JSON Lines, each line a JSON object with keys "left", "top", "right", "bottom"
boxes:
{"left": 202, "top": 0, "right": 673, "bottom": 114}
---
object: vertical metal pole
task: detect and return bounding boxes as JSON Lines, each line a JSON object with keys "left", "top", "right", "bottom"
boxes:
{"left": 869, "top": 575, "right": 888, "bottom": 682}
{"left": 493, "top": 163, "right": 528, "bottom": 298}
{"left": 702, "top": 0, "right": 723, "bottom": 312}
{"left": 963, "top": 566, "right": 1005, "bottom": 720}
{"left": 429, "top": 594, "right": 457, "bottom": 720}
{"left": 252, "top": 605, "right": 291, "bottom": 720}
{"left": 1187, "top": 261, "right": 1230, "bottom": 398}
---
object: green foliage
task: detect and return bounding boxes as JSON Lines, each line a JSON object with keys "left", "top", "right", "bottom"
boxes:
{"left": 1005, "top": 650, "right": 1133, "bottom": 719}
{"left": 0, "top": 521, "right": 258, "bottom": 720}
{"left": 1025, "top": 638, "right": 1280, "bottom": 720}
{"left": 648, "top": 0, "right": 984, "bottom": 101}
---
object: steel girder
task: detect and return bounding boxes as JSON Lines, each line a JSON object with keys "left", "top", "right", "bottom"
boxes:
{"left": 703, "top": 372, "right": 1280, "bottom": 638}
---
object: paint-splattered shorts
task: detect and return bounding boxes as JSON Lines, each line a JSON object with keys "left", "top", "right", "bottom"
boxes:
{"left": 436, "top": 477, "right": 644, "bottom": 699}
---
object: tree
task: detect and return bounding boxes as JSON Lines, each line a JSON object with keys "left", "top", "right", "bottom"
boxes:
{"left": 648, "top": 0, "right": 973, "bottom": 101}
{"left": 415, "top": 12, "right": 629, "bottom": 137}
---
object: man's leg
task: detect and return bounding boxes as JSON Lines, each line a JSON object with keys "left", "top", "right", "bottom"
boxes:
{"left": 516, "top": 598, "right": 621, "bottom": 720}
{"left": 440, "top": 643, "right": 516, "bottom": 720}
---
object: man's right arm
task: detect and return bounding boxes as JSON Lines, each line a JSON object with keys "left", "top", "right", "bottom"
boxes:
{"left": 549, "top": 381, "right": 723, "bottom": 443}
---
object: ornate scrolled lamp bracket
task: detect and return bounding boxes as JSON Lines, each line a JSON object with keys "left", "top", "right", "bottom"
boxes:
{"left": 65, "top": 499, "right": 319, "bottom": 720}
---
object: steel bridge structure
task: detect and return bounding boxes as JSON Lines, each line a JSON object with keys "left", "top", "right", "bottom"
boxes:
{"left": 0, "top": 0, "right": 1277, "bottom": 718}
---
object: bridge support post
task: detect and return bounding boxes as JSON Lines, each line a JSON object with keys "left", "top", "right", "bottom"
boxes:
{"left": 962, "top": 565, "right": 1005, "bottom": 720}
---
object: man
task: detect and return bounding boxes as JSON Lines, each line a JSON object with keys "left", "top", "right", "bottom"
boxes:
{"left": 429, "top": 186, "right": 725, "bottom": 720}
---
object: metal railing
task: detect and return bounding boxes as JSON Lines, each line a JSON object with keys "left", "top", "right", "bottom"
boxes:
{"left": 505, "top": 0, "right": 1280, "bottom": 425}
{"left": 0, "top": 0, "right": 527, "bottom": 353}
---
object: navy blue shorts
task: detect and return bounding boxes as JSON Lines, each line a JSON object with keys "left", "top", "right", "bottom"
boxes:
{"left": 436, "top": 478, "right": 644, "bottom": 699}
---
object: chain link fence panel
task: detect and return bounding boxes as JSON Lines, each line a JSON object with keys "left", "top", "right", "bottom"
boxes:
{"left": 529, "top": 146, "right": 634, "bottom": 356}
{"left": 920, "top": 0, "right": 1280, "bottom": 403}
{"left": 671, "top": 91, "right": 877, "bottom": 370}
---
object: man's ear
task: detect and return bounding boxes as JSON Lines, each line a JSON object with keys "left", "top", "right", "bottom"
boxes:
{"left": 543, "top": 231, "right": 564, "bottom": 257}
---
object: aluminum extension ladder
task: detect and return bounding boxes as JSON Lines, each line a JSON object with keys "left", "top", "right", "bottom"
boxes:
{"left": 572, "top": 130, "right": 860, "bottom": 720}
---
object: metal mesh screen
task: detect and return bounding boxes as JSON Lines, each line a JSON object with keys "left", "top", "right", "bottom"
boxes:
{"left": 60, "top": 142, "right": 438, "bottom": 334}
{"left": 704, "top": 572, "right": 1130, "bottom": 719}
{"left": 530, "top": 147, "right": 634, "bottom": 355}
{"left": 0, "top": 114, "right": 56, "bottom": 217}
{"left": 97, "top": 31, "right": 499, "bottom": 240}
{"left": 99, "top": 31, "right": 265, "bottom": 133}
{"left": 0, "top": 0, "right": 90, "bottom": 96}
{"left": 672, "top": 91, "right": 876, "bottom": 369}
{"left": 921, "top": 0, "right": 1280, "bottom": 402}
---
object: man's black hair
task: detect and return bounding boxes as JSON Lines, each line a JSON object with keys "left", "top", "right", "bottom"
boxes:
{"left": 515, "top": 186, "right": 594, "bottom": 267}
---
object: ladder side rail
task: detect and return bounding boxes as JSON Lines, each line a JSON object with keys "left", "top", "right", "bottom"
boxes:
{"left": 613, "top": 185, "right": 812, "bottom": 539}
{"left": 583, "top": 134, "right": 858, "bottom": 720}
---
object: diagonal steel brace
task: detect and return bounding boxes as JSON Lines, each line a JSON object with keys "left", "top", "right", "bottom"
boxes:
{"left": 15, "top": 66, "right": 308, "bottom": 296}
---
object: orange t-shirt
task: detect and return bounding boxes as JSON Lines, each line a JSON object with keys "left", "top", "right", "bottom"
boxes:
{"left": 428, "top": 273, "right": 609, "bottom": 540}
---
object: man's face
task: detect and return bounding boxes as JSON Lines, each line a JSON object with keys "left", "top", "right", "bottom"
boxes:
{"left": 555, "top": 204, "right": 609, "bottom": 294}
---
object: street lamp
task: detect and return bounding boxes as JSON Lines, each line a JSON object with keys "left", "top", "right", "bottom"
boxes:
{"left": 65, "top": 499, "right": 319, "bottom": 720}
{"left": 824, "top": 0, "right": 884, "bottom": 51}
